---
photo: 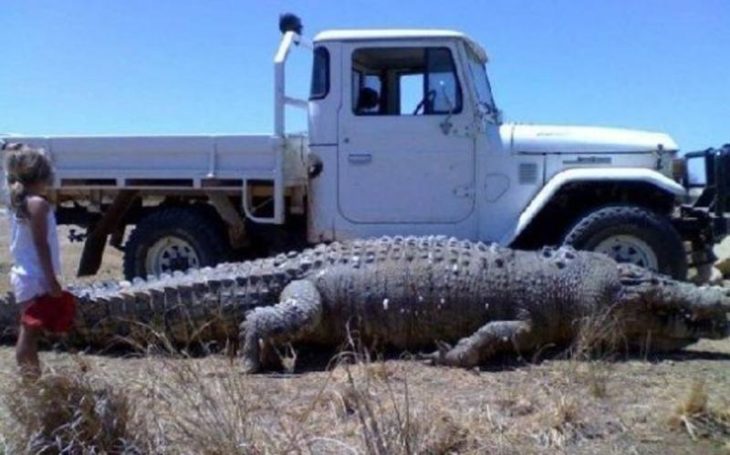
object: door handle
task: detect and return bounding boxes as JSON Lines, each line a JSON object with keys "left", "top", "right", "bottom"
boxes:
{"left": 348, "top": 153, "right": 372, "bottom": 164}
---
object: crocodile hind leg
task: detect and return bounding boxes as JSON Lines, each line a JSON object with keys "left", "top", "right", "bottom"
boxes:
{"left": 427, "top": 320, "right": 535, "bottom": 368}
{"left": 240, "top": 280, "right": 323, "bottom": 373}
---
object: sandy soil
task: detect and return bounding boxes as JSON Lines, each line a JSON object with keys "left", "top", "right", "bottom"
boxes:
{"left": 0, "top": 213, "right": 728, "bottom": 453}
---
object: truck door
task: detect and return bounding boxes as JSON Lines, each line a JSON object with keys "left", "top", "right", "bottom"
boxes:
{"left": 337, "top": 44, "right": 476, "bottom": 224}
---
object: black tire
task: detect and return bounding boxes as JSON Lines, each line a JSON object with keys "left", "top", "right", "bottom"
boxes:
{"left": 562, "top": 205, "right": 687, "bottom": 280}
{"left": 123, "top": 206, "right": 229, "bottom": 280}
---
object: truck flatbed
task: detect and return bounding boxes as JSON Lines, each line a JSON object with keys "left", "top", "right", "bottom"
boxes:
{"left": 6, "top": 134, "right": 308, "bottom": 191}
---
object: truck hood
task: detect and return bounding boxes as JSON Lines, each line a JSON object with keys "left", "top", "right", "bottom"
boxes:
{"left": 501, "top": 124, "right": 679, "bottom": 154}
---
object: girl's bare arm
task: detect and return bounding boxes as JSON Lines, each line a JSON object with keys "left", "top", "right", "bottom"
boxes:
{"left": 27, "top": 197, "right": 62, "bottom": 297}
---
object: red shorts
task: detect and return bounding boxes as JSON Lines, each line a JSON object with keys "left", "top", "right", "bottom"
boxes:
{"left": 20, "top": 291, "right": 76, "bottom": 333}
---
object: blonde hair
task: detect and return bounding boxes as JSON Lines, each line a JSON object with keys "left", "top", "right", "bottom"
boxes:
{"left": 3, "top": 143, "right": 54, "bottom": 218}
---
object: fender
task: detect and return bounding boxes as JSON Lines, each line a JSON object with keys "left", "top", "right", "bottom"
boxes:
{"left": 504, "top": 167, "right": 686, "bottom": 245}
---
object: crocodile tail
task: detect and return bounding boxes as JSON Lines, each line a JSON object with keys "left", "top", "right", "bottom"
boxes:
{"left": 69, "top": 272, "right": 245, "bottom": 350}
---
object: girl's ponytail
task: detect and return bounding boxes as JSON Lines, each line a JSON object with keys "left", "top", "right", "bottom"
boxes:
{"left": 9, "top": 181, "right": 28, "bottom": 218}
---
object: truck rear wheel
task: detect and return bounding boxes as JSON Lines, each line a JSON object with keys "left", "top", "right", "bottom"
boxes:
{"left": 123, "top": 206, "right": 228, "bottom": 280}
{"left": 562, "top": 205, "right": 688, "bottom": 280}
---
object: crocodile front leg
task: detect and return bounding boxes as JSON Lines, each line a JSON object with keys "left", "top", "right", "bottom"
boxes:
{"left": 427, "top": 320, "right": 535, "bottom": 368}
{"left": 240, "top": 280, "right": 323, "bottom": 373}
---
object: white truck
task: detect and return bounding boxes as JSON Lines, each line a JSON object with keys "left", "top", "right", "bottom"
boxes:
{"left": 2, "top": 14, "right": 728, "bottom": 281}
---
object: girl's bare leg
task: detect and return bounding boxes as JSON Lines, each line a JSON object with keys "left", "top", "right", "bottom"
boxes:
{"left": 16, "top": 301, "right": 41, "bottom": 380}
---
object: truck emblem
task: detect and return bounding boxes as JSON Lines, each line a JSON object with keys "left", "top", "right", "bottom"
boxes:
{"left": 563, "top": 156, "right": 612, "bottom": 165}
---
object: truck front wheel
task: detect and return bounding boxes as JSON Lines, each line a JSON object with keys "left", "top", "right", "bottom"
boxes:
{"left": 562, "top": 205, "right": 688, "bottom": 280}
{"left": 123, "top": 206, "right": 228, "bottom": 280}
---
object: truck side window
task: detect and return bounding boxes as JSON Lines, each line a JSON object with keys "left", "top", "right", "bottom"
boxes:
{"left": 310, "top": 47, "right": 330, "bottom": 100}
{"left": 352, "top": 47, "right": 462, "bottom": 116}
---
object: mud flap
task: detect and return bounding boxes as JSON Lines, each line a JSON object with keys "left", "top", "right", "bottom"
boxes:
{"left": 77, "top": 190, "right": 138, "bottom": 277}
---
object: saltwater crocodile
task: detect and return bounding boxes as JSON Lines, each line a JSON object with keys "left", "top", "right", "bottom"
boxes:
{"left": 1, "top": 236, "right": 728, "bottom": 372}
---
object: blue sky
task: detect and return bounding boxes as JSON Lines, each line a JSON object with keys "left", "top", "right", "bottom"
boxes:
{"left": 2, "top": 0, "right": 728, "bottom": 151}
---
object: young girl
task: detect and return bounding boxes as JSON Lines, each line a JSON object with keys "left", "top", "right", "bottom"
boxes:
{"left": 3, "top": 142, "right": 64, "bottom": 379}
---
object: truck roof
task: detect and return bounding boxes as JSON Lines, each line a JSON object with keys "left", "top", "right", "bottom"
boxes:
{"left": 313, "top": 29, "right": 488, "bottom": 62}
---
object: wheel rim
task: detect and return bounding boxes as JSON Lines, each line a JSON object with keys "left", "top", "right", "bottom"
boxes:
{"left": 593, "top": 235, "right": 659, "bottom": 270}
{"left": 145, "top": 236, "right": 201, "bottom": 276}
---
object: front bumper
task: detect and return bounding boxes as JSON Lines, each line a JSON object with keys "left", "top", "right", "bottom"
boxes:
{"left": 667, "top": 144, "right": 730, "bottom": 267}
{"left": 675, "top": 144, "right": 730, "bottom": 240}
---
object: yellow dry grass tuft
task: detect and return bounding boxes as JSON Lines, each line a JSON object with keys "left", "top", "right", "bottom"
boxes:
{"left": 112, "top": 347, "right": 476, "bottom": 454}
{"left": 133, "top": 356, "right": 283, "bottom": 454}
{"left": 669, "top": 381, "right": 730, "bottom": 445}
{"left": 557, "top": 307, "right": 626, "bottom": 401}
{"left": 0, "top": 359, "right": 138, "bottom": 454}
{"left": 327, "top": 351, "right": 473, "bottom": 455}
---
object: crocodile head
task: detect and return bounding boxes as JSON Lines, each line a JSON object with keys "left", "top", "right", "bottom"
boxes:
{"left": 616, "top": 264, "right": 730, "bottom": 351}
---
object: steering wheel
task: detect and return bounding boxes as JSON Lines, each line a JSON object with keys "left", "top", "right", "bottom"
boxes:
{"left": 412, "top": 90, "right": 437, "bottom": 115}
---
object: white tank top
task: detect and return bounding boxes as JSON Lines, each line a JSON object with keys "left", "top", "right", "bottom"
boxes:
{"left": 9, "top": 207, "right": 62, "bottom": 278}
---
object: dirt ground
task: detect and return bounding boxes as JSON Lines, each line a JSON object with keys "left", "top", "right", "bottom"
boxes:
{"left": 0, "top": 213, "right": 729, "bottom": 453}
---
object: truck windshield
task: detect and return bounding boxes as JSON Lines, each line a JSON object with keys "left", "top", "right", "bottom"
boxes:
{"left": 466, "top": 50, "right": 497, "bottom": 119}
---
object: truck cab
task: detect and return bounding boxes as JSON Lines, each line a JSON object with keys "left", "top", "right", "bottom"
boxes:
{"left": 306, "top": 28, "right": 708, "bottom": 279}
{"left": 2, "top": 16, "right": 727, "bottom": 281}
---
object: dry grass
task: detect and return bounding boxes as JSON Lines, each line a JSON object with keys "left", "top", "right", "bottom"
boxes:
{"left": 1, "top": 342, "right": 730, "bottom": 454}
{"left": 323, "top": 343, "right": 475, "bottom": 455}
{"left": 669, "top": 381, "right": 730, "bottom": 444}
{"left": 562, "top": 308, "right": 624, "bottom": 400}
{"left": 134, "top": 355, "right": 291, "bottom": 454}
{"left": 134, "top": 349, "right": 477, "bottom": 454}
{"left": 0, "top": 351, "right": 477, "bottom": 454}
{"left": 0, "top": 360, "right": 138, "bottom": 454}
{"left": 131, "top": 337, "right": 479, "bottom": 454}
